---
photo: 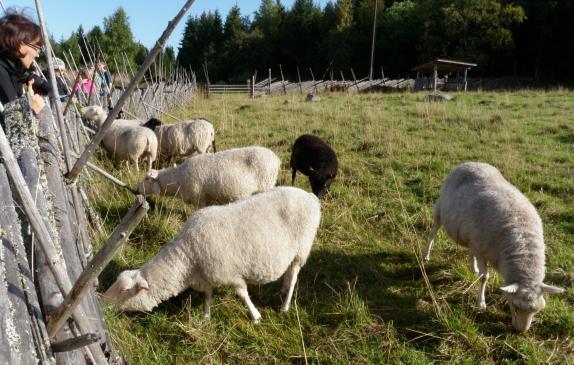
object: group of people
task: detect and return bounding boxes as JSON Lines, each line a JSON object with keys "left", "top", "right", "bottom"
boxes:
{"left": 0, "top": 10, "right": 113, "bottom": 121}
{"left": 73, "top": 60, "right": 113, "bottom": 100}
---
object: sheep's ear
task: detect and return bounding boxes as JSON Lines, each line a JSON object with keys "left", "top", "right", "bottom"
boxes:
{"left": 500, "top": 283, "right": 520, "bottom": 293}
{"left": 136, "top": 279, "right": 150, "bottom": 292}
{"left": 541, "top": 283, "right": 565, "bottom": 294}
{"left": 147, "top": 169, "right": 159, "bottom": 179}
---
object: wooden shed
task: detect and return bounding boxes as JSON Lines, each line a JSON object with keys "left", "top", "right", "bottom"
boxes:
{"left": 412, "top": 58, "right": 477, "bottom": 92}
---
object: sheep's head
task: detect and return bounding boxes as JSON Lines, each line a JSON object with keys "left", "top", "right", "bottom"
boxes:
{"left": 103, "top": 270, "right": 150, "bottom": 309}
{"left": 81, "top": 105, "right": 107, "bottom": 127}
{"left": 308, "top": 166, "right": 337, "bottom": 198}
{"left": 142, "top": 117, "right": 163, "bottom": 131}
{"left": 138, "top": 169, "right": 162, "bottom": 196}
{"left": 501, "top": 282, "right": 564, "bottom": 332}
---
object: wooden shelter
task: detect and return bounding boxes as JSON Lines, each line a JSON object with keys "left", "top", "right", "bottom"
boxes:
{"left": 412, "top": 58, "right": 477, "bottom": 92}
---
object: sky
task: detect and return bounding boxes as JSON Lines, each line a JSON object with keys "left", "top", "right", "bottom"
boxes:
{"left": 7, "top": 1, "right": 329, "bottom": 52}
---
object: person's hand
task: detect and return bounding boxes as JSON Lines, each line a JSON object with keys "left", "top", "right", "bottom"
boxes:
{"left": 27, "top": 79, "right": 45, "bottom": 114}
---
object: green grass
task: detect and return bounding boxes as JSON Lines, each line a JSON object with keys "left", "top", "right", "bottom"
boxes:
{"left": 87, "top": 90, "right": 574, "bottom": 364}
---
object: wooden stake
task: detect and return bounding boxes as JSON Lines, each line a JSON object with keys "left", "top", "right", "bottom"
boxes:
{"left": 52, "top": 333, "right": 100, "bottom": 353}
{"left": 47, "top": 196, "right": 148, "bottom": 337}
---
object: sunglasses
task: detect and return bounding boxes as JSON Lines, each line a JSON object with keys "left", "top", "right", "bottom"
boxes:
{"left": 25, "top": 42, "right": 44, "bottom": 54}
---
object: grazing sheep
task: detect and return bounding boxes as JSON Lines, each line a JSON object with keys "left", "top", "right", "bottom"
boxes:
{"left": 82, "top": 105, "right": 144, "bottom": 128}
{"left": 290, "top": 134, "right": 338, "bottom": 198}
{"left": 81, "top": 106, "right": 158, "bottom": 172}
{"left": 141, "top": 117, "right": 216, "bottom": 160}
{"left": 424, "top": 162, "right": 564, "bottom": 332}
{"left": 138, "top": 146, "right": 280, "bottom": 207}
{"left": 103, "top": 186, "right": 321, "bottom": 323}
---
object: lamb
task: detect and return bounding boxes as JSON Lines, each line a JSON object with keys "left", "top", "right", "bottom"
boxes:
{"left": 138, "top": 146, "right": 280, "bottom": 207}
{"left": 424, "top": 162, "right": 564, "bottom": 332}
{"left": 290, "top": 134, "right": 338, "bottom": 198}
{"left": 141, "top": 117, "right": 216, "bottom": 160}
{"left": 81, "top": 106, "right": 158, "bottom": 172}
{"left": 103, "top": 186, "right": 321, "bottom": 323}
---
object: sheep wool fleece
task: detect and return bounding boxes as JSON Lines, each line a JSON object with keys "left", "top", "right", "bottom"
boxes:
{"left": 108, "top": 186, "right": 321, "bottom": 314}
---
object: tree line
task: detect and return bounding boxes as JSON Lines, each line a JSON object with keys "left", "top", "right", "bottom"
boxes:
{"left": 51, "top": 8, "right": 177, "bottom": 81}
{"left": 176, "top": 0, "right": 574, "bottom": 84}
{"left": 50, "top": 2, "right": 574, "bottom": 85}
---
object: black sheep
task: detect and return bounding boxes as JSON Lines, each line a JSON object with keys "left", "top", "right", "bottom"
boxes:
{"left": 290, "top": 134, "right": 338, "bottom": 198}
{"left": 141, "top": 117, "right": 163, "bottom": 130}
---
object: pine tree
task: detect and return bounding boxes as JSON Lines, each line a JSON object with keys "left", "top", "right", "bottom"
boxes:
{"left": 102, "top": 7, "right": 138, "bottom": 72}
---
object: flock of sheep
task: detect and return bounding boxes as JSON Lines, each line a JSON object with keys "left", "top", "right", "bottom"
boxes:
{"left": 81, "top": 105, "right": 563, "bottom": 332}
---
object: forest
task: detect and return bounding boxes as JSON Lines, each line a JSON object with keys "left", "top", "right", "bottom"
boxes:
{"left": 53, "top": 0, "right": 574, "bottom": 84}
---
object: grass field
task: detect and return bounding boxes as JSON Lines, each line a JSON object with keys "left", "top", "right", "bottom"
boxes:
{"left": 88, "top": 90, "right": 574, "bottom": 364}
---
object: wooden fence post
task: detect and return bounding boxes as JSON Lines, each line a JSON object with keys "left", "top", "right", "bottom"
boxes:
{"left": 47, "top": 196, "right": 149, "bottom": 338}
{"left": 268, "top": 68, "right": 272, "bottom": 95}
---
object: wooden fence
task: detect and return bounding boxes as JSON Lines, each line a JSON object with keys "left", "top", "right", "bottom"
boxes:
{"left": 205, "top": 77, "right": 415, "bottom": 98}
{"left": 0, "top": 1, "right": 196, "bottom": 364}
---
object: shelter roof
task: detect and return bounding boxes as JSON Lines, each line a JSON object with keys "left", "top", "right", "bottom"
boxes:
{"left": 412, "top": 58, "right": 477, "bottom": 73}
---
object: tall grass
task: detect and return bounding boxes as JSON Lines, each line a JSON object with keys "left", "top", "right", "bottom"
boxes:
{"left": 89, "top": 90, "right": 574, "bottom": 364}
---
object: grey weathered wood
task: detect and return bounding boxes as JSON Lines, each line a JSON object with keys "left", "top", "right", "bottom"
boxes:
{"left": 9, "top": 107, "right": 86, "bottom": 364}
{"left": 0, "top": 103, "right": 108, "bottom": 365}
{"left": 79, "top": 187, "right": 106, "bottom": 237}
{"left": 52, "top": 333, "right": 100, "bottom": 353}
{"left": 32, "top": 107, "right": 108, "bottom": 364}
{"left": 67, "top": 0, "right": 196, "bottom": 182}
{"left": 48, "top": 195, "right": 148, "bottom": 337}
{"left": 141, "top": 101, "right": 183, "bottom": 122}
{"left": 35, "top": 0, "right": 73, "bottom": 171}
{"left": 80, "top": 156, "right": 138, "bottom": 195}
{"left": 0, "top": 164, "right": 53, "bottom": 364}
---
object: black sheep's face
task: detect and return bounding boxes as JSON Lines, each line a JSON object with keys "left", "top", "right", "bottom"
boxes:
{"left": 310, "top": 175, "right": 334, "bottom": 198}
{"left": 144, "top": 118, "right": 163, "bottom": 130}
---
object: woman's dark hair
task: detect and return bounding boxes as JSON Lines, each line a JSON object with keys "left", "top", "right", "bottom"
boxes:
{"left": 0, "top": 11, "right": 43, "bottom": 61}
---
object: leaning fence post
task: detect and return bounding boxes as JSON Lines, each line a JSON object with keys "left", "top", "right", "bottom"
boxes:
{"left": 66, "top": 0, "right": 196, "bottom": 182}
{"left": 47, "top": 196, "right": 149, "bottom": 338}
{"left": 35, "top": 0, "right": 73, "bottom": 171}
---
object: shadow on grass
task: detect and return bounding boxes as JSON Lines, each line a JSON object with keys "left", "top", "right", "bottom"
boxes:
{"left": 98, "top": 244, "right": 567, "bottom": 354}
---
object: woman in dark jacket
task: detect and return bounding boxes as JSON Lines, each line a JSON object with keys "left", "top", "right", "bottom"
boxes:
{"left": 0, "top": 11, "right": 46, "bottom": 117}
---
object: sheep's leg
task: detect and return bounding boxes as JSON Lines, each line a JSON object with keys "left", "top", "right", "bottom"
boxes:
{"left": 476, "top": 260, "right": 489, "bottom": 310}
{"left": 423, "top": 221, "right": 440, "bottom": 261}
{"left": 134, "top": 157, "right": 139, "bottom": 172}
{"left": 235, "top": 285, "right": 261, "bottom": 324}
{"left": 147, "top": 154, "right": 153, "bottom": 174}
{"left": 281, "top": 268, "right": 292, "bottom": 295}
{"left": 203, "top": 287, "right": 213, "bottom": 319}
{"left": 469, "top": 255, "right": 479, "bottom": 274}
{"left": 423, "top": 204, "right": 441, "bottom": 261}
{"left": 281, "top": 262, "right": 301, "bottom": 312}
{"left": 125, "top": 160, "right": 131, "bottom": 173}
{"left": 291, "top": 169, "right": 296, "bottom": 185}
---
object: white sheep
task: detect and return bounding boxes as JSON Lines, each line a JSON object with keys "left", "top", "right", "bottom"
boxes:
{"left": 103, "top": 186, "right": 321, "bottom": 323}
{"left": 424, "top": 162, "right": 564, "bottom": 332}
{"left": 81, "top": 106, "right": 158, "bottom": 172}
{"left": 138, "top": 146, "right": 280, "bottom": 207}
{"left": 142, "top": 117, "right": 216, "bottom": 159}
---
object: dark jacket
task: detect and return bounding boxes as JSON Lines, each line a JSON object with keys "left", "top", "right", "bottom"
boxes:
{"left": 0, "top": 56, "right": 24, "bottom": 105}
